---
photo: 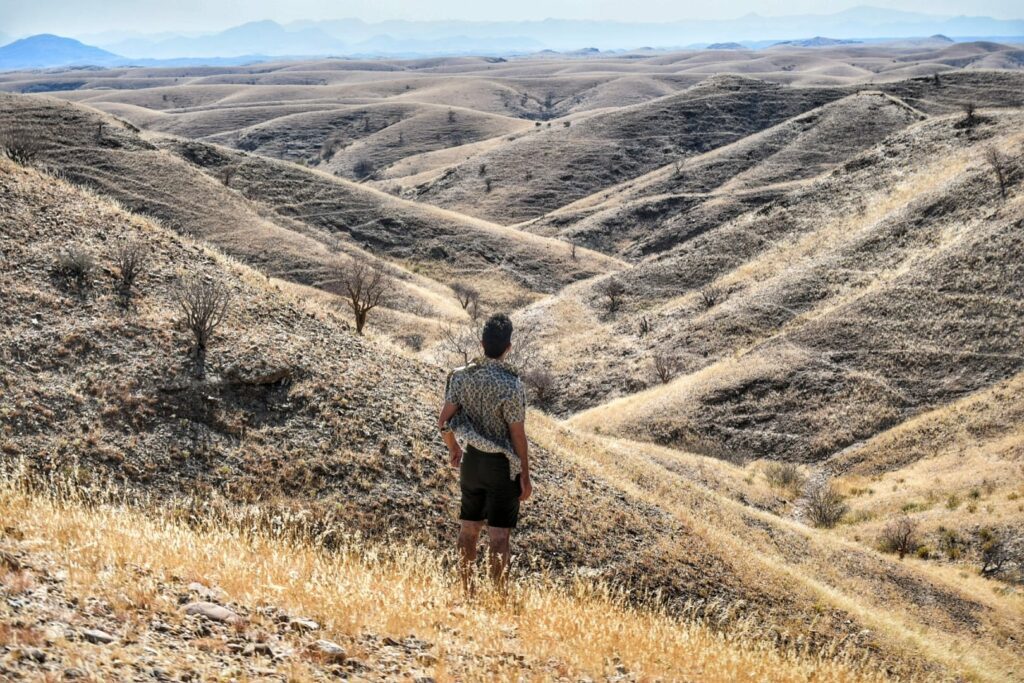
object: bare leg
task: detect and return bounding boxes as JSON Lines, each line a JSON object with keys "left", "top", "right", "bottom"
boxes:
{"left": 457, "top": 520, "right": 483, "bottom": 594}
{"left": 486, "top": 527, "right": 512, "bottom": 591}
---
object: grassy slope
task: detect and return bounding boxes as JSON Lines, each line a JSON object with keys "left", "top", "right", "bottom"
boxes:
{"left": 409, "top": 76, "right": 846, "bottom": 224}
{"left": 517, "top": 90, "right": 926, "bottom": 256}
{"left": 0, "top": 93, "right": 619, "bottom": 313}
{"left": 0, "top": 488, "right": 881, "bottom": 683}
{"left": 521, "top": 111, "right": 1023, "bottom": 468}
{"left": 6, "top": 159, "right": 1022, "bottom": 679}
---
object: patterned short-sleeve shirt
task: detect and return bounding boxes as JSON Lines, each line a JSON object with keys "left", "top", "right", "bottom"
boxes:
{"left": 444, "top": 357, "right": 526, "bottom": 478}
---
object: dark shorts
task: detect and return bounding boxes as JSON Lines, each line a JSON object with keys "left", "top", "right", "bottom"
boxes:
{"left": 459, "top": 445, "right": 521, "bottom": 529}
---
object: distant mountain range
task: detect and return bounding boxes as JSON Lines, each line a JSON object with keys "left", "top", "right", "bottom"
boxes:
{"left": 1, "top": 6, "right": 1022, "bottom": 69}
{"left": 0, "top": 35, "right": 122, "bottom": 70}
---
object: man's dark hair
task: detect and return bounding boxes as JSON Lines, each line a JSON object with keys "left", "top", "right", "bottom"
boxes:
{"left": 481, "top": 313, "right": 513, "bottom": 359}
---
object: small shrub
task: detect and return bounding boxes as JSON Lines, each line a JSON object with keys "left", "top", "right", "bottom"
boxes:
{"left": 939, "top": 527, "right": 962, "bottom": 560}
{"left": 978, "top": 528, "right": 1010, "bottom": 576}
{"left": 352, "top": 158, "right": 376, "bottom": 179}
{"left": 946, "top": 493, "right": 961, "bottom": 510}
{"left": 879, "top": 516, "right": 919, "bottom": 559}
{"left": 765, "top": 462, "right": 804, "bottom": 492}
{"left": 478, "top": 163, "right": 487, "bottom": 176}
{"left": 961, "top": 102, "right": 976, "bottom": 123}
{"left": 523, "top": 366, "right": 557, "bottom": 410}
{"left": 174, "top": 275, "right": 232, "bottom": 379}
{"left": 220, "top": 165, "right": 238, "bottom": 187}
{"left": 804, "top": 481, "right": 848, "bottom": 529}
{"left": 984, "top": 146, "right": 1008, "bottom": 200}
{"left": 600, "top": 278, "right": 626, "bottom": 315}
{"left": 699, "top": 285, "right": 723, "bottom": 310}
{"left": 915, "top": 545, "right": 932, "bottom": 560}
{"left": 112, "top": 239, "right": 149, "bottom": 302}
{"left": 637, "top": 317, "right": 651, "bottom": 338}
{"left": 55, "top": 247, "right": 96, "bottom": 290}
{"left": 399, "top": 333, "right": 424, "bottom": 352}
{"left": 0, "top": 129, "right": 41, "bottom": 165}
{"left": 484, "top": 178, "right": 493, "bottom": 193}
{"left": 652, "top": 354, "right": 680, "bottom": 384}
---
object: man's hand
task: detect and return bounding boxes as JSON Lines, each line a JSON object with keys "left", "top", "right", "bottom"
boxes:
{"left": 519, "top": 474, "right": 532, "bottom": 502}
{"left": 449, "top": 443, "right": 463, "bottom": 469}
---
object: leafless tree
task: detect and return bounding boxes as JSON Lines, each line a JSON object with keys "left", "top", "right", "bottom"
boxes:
{"left": 652, "top": 353, "right": 680, "bottom": 384}
{"left": 0, "top": 128, "right": 41, "bottom": 165}
{"left": 451, "top": 282, "right": 480, "bottom": 310}
{"left": 568, "top": 239, "right": 577, "bottom": 261}
{"left": 175, "top": 275, "right": 232, "bottom": 379}
{"left": 600, "top": 277, "right": 626, "bottom": 314}
{"left": 984, "top": 146, "right": 1008, "bottom": 200}
{"left": 880, "top": 516, "right": 920, "bottom": 559}
{"left": 112, "top": 238, "right": 149, "bottom": 303}
{"left": 523, "top": 366, "right": 557, "bottom": 409}
{"left": 338, "top": 259, "right": 391, "bottom": 335}
{"left": 438, "top": 321, "right": 479, "bottom": 367}
{"left": 803, "top": 481, "right": 847, "bottom": 528}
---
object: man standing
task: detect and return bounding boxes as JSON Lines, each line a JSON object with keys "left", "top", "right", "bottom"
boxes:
{"left": 438, "top": 313, "right": 532, "bottom": 591}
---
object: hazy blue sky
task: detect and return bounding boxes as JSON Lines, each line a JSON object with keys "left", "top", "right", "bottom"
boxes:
{"left": 2, "top": 0, "right": 1021, "bottom": 36}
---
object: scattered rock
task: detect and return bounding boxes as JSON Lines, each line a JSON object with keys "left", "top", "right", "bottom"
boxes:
{"left": 309, "top": 639, "right": 347, "bottom": 663}
{"left": 0, "top": 549, "right": 22, "bottom": 571}
{"left": 289, "top": 617, "right": 319, "bottom": 632}
{"left": 243, "top": 643, "right": 273, "bottom": 657}
{"left": 187, "top": 582, "right": 228, "bottom": 603}
{"left": 23, "top": 647, "right": 47, "bottom": 663}
{"left": 182, "top": 601, "right": 242, "bottom": 624}
{"left": 82, "top": 628, "right": 117, "bottom": 644}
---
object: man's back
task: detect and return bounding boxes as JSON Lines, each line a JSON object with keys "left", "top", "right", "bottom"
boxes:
{"left": 445, "top": 358, "right": 525, "bottom": 473}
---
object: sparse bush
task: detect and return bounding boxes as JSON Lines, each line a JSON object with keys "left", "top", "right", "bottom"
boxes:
{"left": 352, "top": 158, "right": 376, "bottom": 179}
{"left": 478, "top": 163, "right": 487, "bottom": 176}
{"left": 523, "top": 366, "right": 557, "bottom": 410}
{"left": 961, "top": 102, "right": 977, "bottom": 123}
{"left": 447, "top": 109, "right": 456, "bottom": 123}
{"left": 699, "top": 285, "right": 723, "bottom": 310}
{"left": 638, "top": 316, "right": 651, "bottom": 338}
{"left": 879, "top": 516, "right": 920, "bottom": 559}
{"left": 984, "top": 146, "right": 1008, "bottom": 200}
{"left": 174, "top": 275, "right": 232, "bottom": 379}
{"left": 652, "top": 354, "right": 680, "bottom": 384}
{"left": 939, "top": 527, "right": 962, "bottom": 560}
{"left": 399, "top": 333, "right": 424, "bottom": 352}
{"left": 451, "top": 282, "right": 480, "bottom": 310}
{"left": 765, "top": 462, "right": 804, "bottom": 493}
{"left": 563, "top": 121, "right": 571, "bottom": 128}
{"left": 112, "top": 239, "right": 149, "bottom": 303}
{"left": 439, "top": 322, "right": 479, "bottom": 367}
{"left": 567, "top": 239, "right": 577, "bottom": 261}
{"left": 220, "top": 165, "right": 238, "bottom": 187}
{"left": 600, "top": 277, "right": 626, "bottom": 314}
{"left": 336, "top": 259, "right": 392, "bottom": 335}
{"left": 0, "top": 129, "right": 42, "bottom": 165}
{"left": 804, "top": 481, "right": 847, "bottom": 528}
{"left": 978, "top": 528, "right": 1010, "bottom": 576}
{"left": 484, "top": 178, "right": 493, "bottom": 193}
{"left": 55, "top": 246, "right": 96, "bottom": 290}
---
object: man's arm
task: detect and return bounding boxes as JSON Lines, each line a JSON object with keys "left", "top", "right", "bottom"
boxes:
{"left": 438, "top": 401, "right": 462, "bottom": 468}
{"left": 508, "top": 421, "right": 531, "bottom": 501}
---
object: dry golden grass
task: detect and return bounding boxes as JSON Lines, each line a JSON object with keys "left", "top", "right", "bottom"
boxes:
{"left": 0, "top": 481, "right": 884, "bottom": 682}
{"left": 530, "top": 413, "right": 1024, "bottom": 682}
